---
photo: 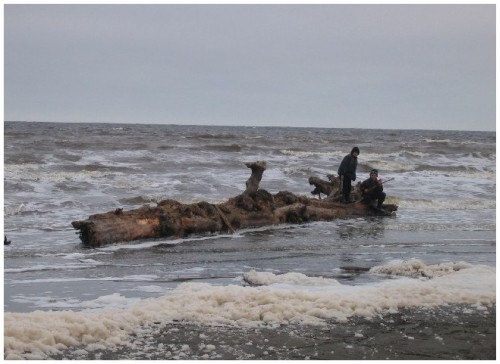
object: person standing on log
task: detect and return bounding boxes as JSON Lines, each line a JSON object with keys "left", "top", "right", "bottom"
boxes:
{"left": 337, "top": 146, "right": 359, "bottom": 203}
{"left": 360, "top": 169, "right": 386, "bottom": 209}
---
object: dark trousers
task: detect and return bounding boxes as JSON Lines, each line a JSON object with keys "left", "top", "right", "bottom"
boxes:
{"left": 362, "top": 191, "right": 386, "bottom": 208}
{"left": 341, "top": 176, "right": 352, "bottom": 201}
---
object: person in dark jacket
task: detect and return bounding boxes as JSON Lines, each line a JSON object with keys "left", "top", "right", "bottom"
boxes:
{"left": 360, "top": 169, "right": 386, "bottom": 209}
{"left": 337, "top": 147, "right": 359, "bottom": 203}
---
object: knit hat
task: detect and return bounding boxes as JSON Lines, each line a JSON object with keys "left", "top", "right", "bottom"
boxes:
{"left": 370, "top": 169, "right": 379, "bottom": 175}
{"left": 351, "top": 147, "right": 360, "bottom": 155}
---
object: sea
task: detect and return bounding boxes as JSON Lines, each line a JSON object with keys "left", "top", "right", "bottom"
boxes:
{"left": 3, "top": 121, "right": 496, "bottom": 359}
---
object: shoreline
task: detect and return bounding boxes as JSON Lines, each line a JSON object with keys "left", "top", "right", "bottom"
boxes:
{"left": 52, "top": 303, "right": 495, "bottom": 360}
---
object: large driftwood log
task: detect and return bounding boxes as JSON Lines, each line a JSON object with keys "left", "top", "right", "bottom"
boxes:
{"left": 72, "top": 161, "right": 397, "bottom": 247}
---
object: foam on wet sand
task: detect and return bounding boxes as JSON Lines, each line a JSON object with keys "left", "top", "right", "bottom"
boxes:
{"left": 4, "top": 260, "right": 495, "bottom": 359}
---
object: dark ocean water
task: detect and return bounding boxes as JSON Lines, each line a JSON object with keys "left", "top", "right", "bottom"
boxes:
{"left": 3, "top": 121, "right": 496, "bottom": 359}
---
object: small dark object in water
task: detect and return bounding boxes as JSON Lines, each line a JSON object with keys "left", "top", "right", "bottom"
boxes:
{"left": 340, "top": 266, "right": 370, "bottom": 273}
{"left": 4, "top": 235, "right": 11, "bottom": 245}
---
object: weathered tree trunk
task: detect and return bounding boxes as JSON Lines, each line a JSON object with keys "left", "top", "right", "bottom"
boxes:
{"left": 72, "top": 161, "right": 397, "bottom": 247}
{"left": 244, "top": 160, "right": 267, "bottom": 194}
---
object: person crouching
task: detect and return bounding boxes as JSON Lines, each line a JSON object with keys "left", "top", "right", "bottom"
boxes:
{"left": 360, "top": 169, "right": 386, "bottom": 209}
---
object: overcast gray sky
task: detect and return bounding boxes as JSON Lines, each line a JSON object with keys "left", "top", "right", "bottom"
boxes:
{"left": 4, "top": 4, "right": 496, "bottom": 131}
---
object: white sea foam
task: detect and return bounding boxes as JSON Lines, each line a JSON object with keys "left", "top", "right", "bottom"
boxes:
{"left": 398, "top": 198, "right": 496, "bottom": 210}
{"left": 243, "top": 270, "right": 341, "bottom": 286}
{"left": 369, "top": 259, "right": 474, "bottom": 279}
{"left": 4, "top": 260, "right": 495, "bottom": 360}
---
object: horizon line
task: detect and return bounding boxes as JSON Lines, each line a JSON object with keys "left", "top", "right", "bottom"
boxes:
{"left": 4, "top": 119, "right": 495, "bottom": 133}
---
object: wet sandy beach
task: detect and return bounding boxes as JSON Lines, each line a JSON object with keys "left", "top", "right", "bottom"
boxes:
{"left": 54, "top": 303, "right": 495, "bottom": 360}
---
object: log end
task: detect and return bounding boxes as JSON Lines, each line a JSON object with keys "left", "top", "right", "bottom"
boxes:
{"left": 71, "top": 220, "right": 98, "bottom": 247}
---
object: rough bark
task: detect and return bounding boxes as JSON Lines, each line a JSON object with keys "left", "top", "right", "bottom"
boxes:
{"left": 72, "top": 161, "right": 397, "bottom": 247}
{"left": 244, "top": 161, "right": 267, "bottom": 194}
{"left": 308, "top": 174, "right": 343, "bottom": 199}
